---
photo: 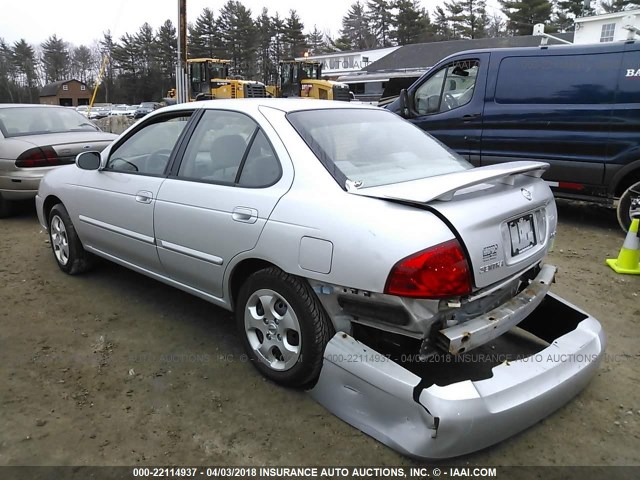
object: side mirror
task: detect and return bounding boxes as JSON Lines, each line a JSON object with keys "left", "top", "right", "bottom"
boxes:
{"left": 76, "top": 151, "right": 101, "bottom": 170}
{"left": 398, "top": 89, "right": 411, "bottom": 118}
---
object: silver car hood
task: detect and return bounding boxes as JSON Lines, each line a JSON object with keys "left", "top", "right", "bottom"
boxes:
{"left": 351, "top": 162, "right": 556, "bottom": 289}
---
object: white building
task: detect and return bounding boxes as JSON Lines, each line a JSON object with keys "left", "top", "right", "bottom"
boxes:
{"left": 296, "top": 47, "right": 399, "bottom": 78}
{"left": 574, "top": 9, "right": 640, "bottom": 44}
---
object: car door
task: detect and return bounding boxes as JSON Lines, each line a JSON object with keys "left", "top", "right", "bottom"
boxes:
{"left": 154, "top": 108, "right": 289, "bottom": 300}
{"left": 407, "top": 54, "right": 489, "bottom": 163}
{"left": 72, "top": 110, "right": 194, "bottom": 274}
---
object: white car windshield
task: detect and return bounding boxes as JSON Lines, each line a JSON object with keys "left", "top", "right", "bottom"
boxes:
{"left": 0, "top": 107, "right": 99, "bottom": 137}
{"left": 287, "top": 108, "right": 470, "bottom": 188}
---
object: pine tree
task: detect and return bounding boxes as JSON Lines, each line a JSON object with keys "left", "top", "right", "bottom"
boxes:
{"left": 455, "top": 0, "right": 488, "bottom": 38}
{"left": 156, "top": 20, "right": 177, "bottom": 100}
{"left": 218, "top": 0, "right": 259, "bottom": 78}
{"left": 395, "top": 0, "right": 431, "bottom": 45}
{"left": 283, "top": 10, "right": 307, "bottom": 58}
{"left": 307, "top": 26, "right": 336, "bottom": 55}
{"left": 71, "top": 45, "right": 94, "bottom": 83}
{"left": 367, "top": 0, "right": 396, "bottom": 47}
{"left": 188, "top": 8, "right": 223, "bottom": 59}
{"left": 12, "top": 39, "right": 38, "bottom": 102}
{"left": 0, "top": 38, "right": 16, "bottom": 102}
{"left": 256, "top": 8, "right": 275, "bottom": 85}
{"left": 433, "top": 6, "right": 453, "bottom": 39}
{"left": 99, "top": 31, "right": 116, "bottom": 103}
{"left": 499, "top": 0, "right": 553, "bottom": 35}
{"left": 41, "top": 35, "right": 70, "bottom": 83}
{"left": 338, "top": 1, "right": 376, "bottom": 50}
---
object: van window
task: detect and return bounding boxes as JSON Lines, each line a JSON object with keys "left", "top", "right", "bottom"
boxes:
{"left": 414, "top": 60, "right": 479, "bottom": 114}
{"left": 495, "top": 54, "right": 619, "bottom": 104}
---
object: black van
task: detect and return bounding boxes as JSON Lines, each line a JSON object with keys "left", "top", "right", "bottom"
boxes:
{"left": 385, "top": 40, "right": 640, "bottom": 230}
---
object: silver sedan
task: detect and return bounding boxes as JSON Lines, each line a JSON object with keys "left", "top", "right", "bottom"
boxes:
{"left": 0, "top": 104, "right": 116, "bottom": 217}
{"left": 35, "top": 99, "right": 605, "bottom": 459}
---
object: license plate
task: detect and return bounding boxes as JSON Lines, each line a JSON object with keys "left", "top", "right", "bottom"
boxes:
{"left": 508, "top": 214, "right": 537, "bottom": 256}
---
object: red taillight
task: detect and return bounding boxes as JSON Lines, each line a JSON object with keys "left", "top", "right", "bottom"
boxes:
{"left": 15, "top": 146, "right": 61, "bottom": 168}
{"left": 384, "top": 239, "right": 472, "bottom": 299}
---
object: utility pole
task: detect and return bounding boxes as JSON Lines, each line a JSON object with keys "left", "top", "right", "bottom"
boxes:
{"left": 176, "top": 0, "right": 188, "bottom": 103}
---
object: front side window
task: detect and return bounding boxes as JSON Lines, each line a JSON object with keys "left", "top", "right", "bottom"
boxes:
{"left": 600, "top": 23, "right": 615, "bottom": 42}
{"left": 414, "top": 60, "right": 479, "bottom": 114}
{"left": 105, "top": 114, "right": 191, "bottom": 175}
{"left": 177, "top": 109, "right": 280, "bottom": 187}
{"left": 287, "top": 108, "right": 470, "bottom": 189}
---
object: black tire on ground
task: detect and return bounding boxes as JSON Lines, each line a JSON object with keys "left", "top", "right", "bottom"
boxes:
{"left": 48, "top": 203, "right": 94, "bottom": 275}
{"left": 0, "top": 193, "right": 14, "bottom": 218}
{"left": 617, "top": 180, "right": 640, "bottom": 232}
{"left": 236, "top": 267, "right": 334, "bottom": 388}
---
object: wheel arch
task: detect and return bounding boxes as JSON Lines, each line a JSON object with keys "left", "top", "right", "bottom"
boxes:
{"left": 610, "top": 159, "right": 640, "bottom": 197}
{"left": 43, "top": 194, "right": 63, "bottom": 227}
{"left": 227, "top": 257, "right": 279, "bottom": 309}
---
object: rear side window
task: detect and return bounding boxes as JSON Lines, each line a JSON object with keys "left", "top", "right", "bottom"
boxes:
{"left": 177, "top": 110, "right": 280, "bottom": 187}
{"left": 495, "top": 53, "right": 619, "bottom": 104}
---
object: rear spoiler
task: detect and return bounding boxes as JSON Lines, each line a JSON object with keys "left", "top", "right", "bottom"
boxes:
{"left": 349, "top": 161, "right": 549, "bottom": 203}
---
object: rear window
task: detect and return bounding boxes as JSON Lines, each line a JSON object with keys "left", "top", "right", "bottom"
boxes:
{"left": 495, "top": 53, "right": 619, "bottom": 104}
{"left": 287, "top": 108, "right": 470, "bottom": 189}
{"left": 0, "top": 107, "right": 99, "bottom": 137}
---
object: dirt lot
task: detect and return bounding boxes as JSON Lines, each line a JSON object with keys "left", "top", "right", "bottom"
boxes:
{"left": 0, "top": 200, "right": 638, "bottom": 467}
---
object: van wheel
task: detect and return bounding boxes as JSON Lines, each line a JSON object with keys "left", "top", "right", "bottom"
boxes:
{"left": 48, "top": 204, "right": 94, "bottom": 274}
{"left": 236, "top": 267, "right": 334, "bottom": 388}
{"left": 617, "top": 180, "right": 640, "bottom": 232}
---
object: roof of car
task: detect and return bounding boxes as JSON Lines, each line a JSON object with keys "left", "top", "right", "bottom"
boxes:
{"left": 162, "top": 98, "right": 380, "bottom": 115}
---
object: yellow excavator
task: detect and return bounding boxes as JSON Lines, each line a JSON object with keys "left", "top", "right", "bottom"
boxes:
{"left": 271, "top": 60, "right": 350, "bottom": 101}
{"left": 187, "top": 58, "right": 267, "bottom": 100}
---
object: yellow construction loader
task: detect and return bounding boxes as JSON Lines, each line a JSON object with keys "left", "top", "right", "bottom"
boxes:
{"left": 276, "top": 60, "right": 350, "bottom": 101}
{"left": 188, "top": 58, "right": 267, "bottom": 100}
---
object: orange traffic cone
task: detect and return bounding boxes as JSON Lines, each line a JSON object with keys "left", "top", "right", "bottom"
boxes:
{"left": 606, "top": 203, "right": 640, "bottom": 274}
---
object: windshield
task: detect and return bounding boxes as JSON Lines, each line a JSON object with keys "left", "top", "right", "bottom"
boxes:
{"left": 286, "top": 108, "right": 470, "bottom": 188}
{"left": 0, "top": 107, "right": 99, "bottom": 137}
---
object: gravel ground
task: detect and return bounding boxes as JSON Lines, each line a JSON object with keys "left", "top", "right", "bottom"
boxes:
{"left": 0, "top": 200, "right": 638, "bottom": 468}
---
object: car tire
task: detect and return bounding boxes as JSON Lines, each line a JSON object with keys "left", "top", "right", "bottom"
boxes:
{"left": 48, "top": 203, "right": 94, "bottom": 275}
{"left": 0, "top": 193, "right": 14, "bottom": 218}
{"left": 236, "top": 267, "right": 334, "bottom": 388}
{"left": 617, "top": 180, "right": 640, "bottom": 232}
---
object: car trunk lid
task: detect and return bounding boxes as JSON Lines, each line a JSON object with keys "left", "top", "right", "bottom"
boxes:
{"left": 13, "top": 132, "right": 116, "bottom": 164}
{"left": 351, "top": 161, "right": 556, "bottom": 289}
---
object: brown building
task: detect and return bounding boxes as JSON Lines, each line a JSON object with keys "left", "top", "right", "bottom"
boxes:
{"left": 39, "top": 79, "right": 91, "bottom": 107}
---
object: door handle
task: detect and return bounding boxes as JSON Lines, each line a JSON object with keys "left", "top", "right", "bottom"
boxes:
{"left": 135, "top": 190, "right": 153, "bottom": 204}
{"left": 232, "top": 207, "right": 258, "bottom": 224}
{"left": 462, "top": 113, "right": 481, "bottom": 122}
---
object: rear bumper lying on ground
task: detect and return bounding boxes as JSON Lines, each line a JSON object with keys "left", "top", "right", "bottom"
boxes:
{"left": 309, "top": 292, "right": 605, "bottom": 459}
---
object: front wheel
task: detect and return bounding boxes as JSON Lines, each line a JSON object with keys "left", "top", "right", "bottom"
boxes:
{"left": 617, "top": 180, "right": 640, "bottom": 232}
{"left": 48, "top": 204, "right": 94, "bottom": 275}
{"left": 236, "top": 267, "right": 334, "bottom": 388}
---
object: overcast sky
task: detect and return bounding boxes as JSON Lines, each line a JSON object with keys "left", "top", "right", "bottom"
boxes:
{"left": 1, "top": 0, "right": 504, "bottom": 48}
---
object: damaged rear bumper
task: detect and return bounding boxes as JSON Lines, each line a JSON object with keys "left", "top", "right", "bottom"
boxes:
{"left": 309, "top": 292, "right": 605, "bottom": 459}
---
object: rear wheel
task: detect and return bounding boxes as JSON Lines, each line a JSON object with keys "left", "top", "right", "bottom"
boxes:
{"left": 617, "top": 180, "right": 640, "bottom": 232}
{"left": 48, "top": 204, "right": 94, "bottom": 274}
{"left": 236, "top": 267, "right": 334, "bottom": 388}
